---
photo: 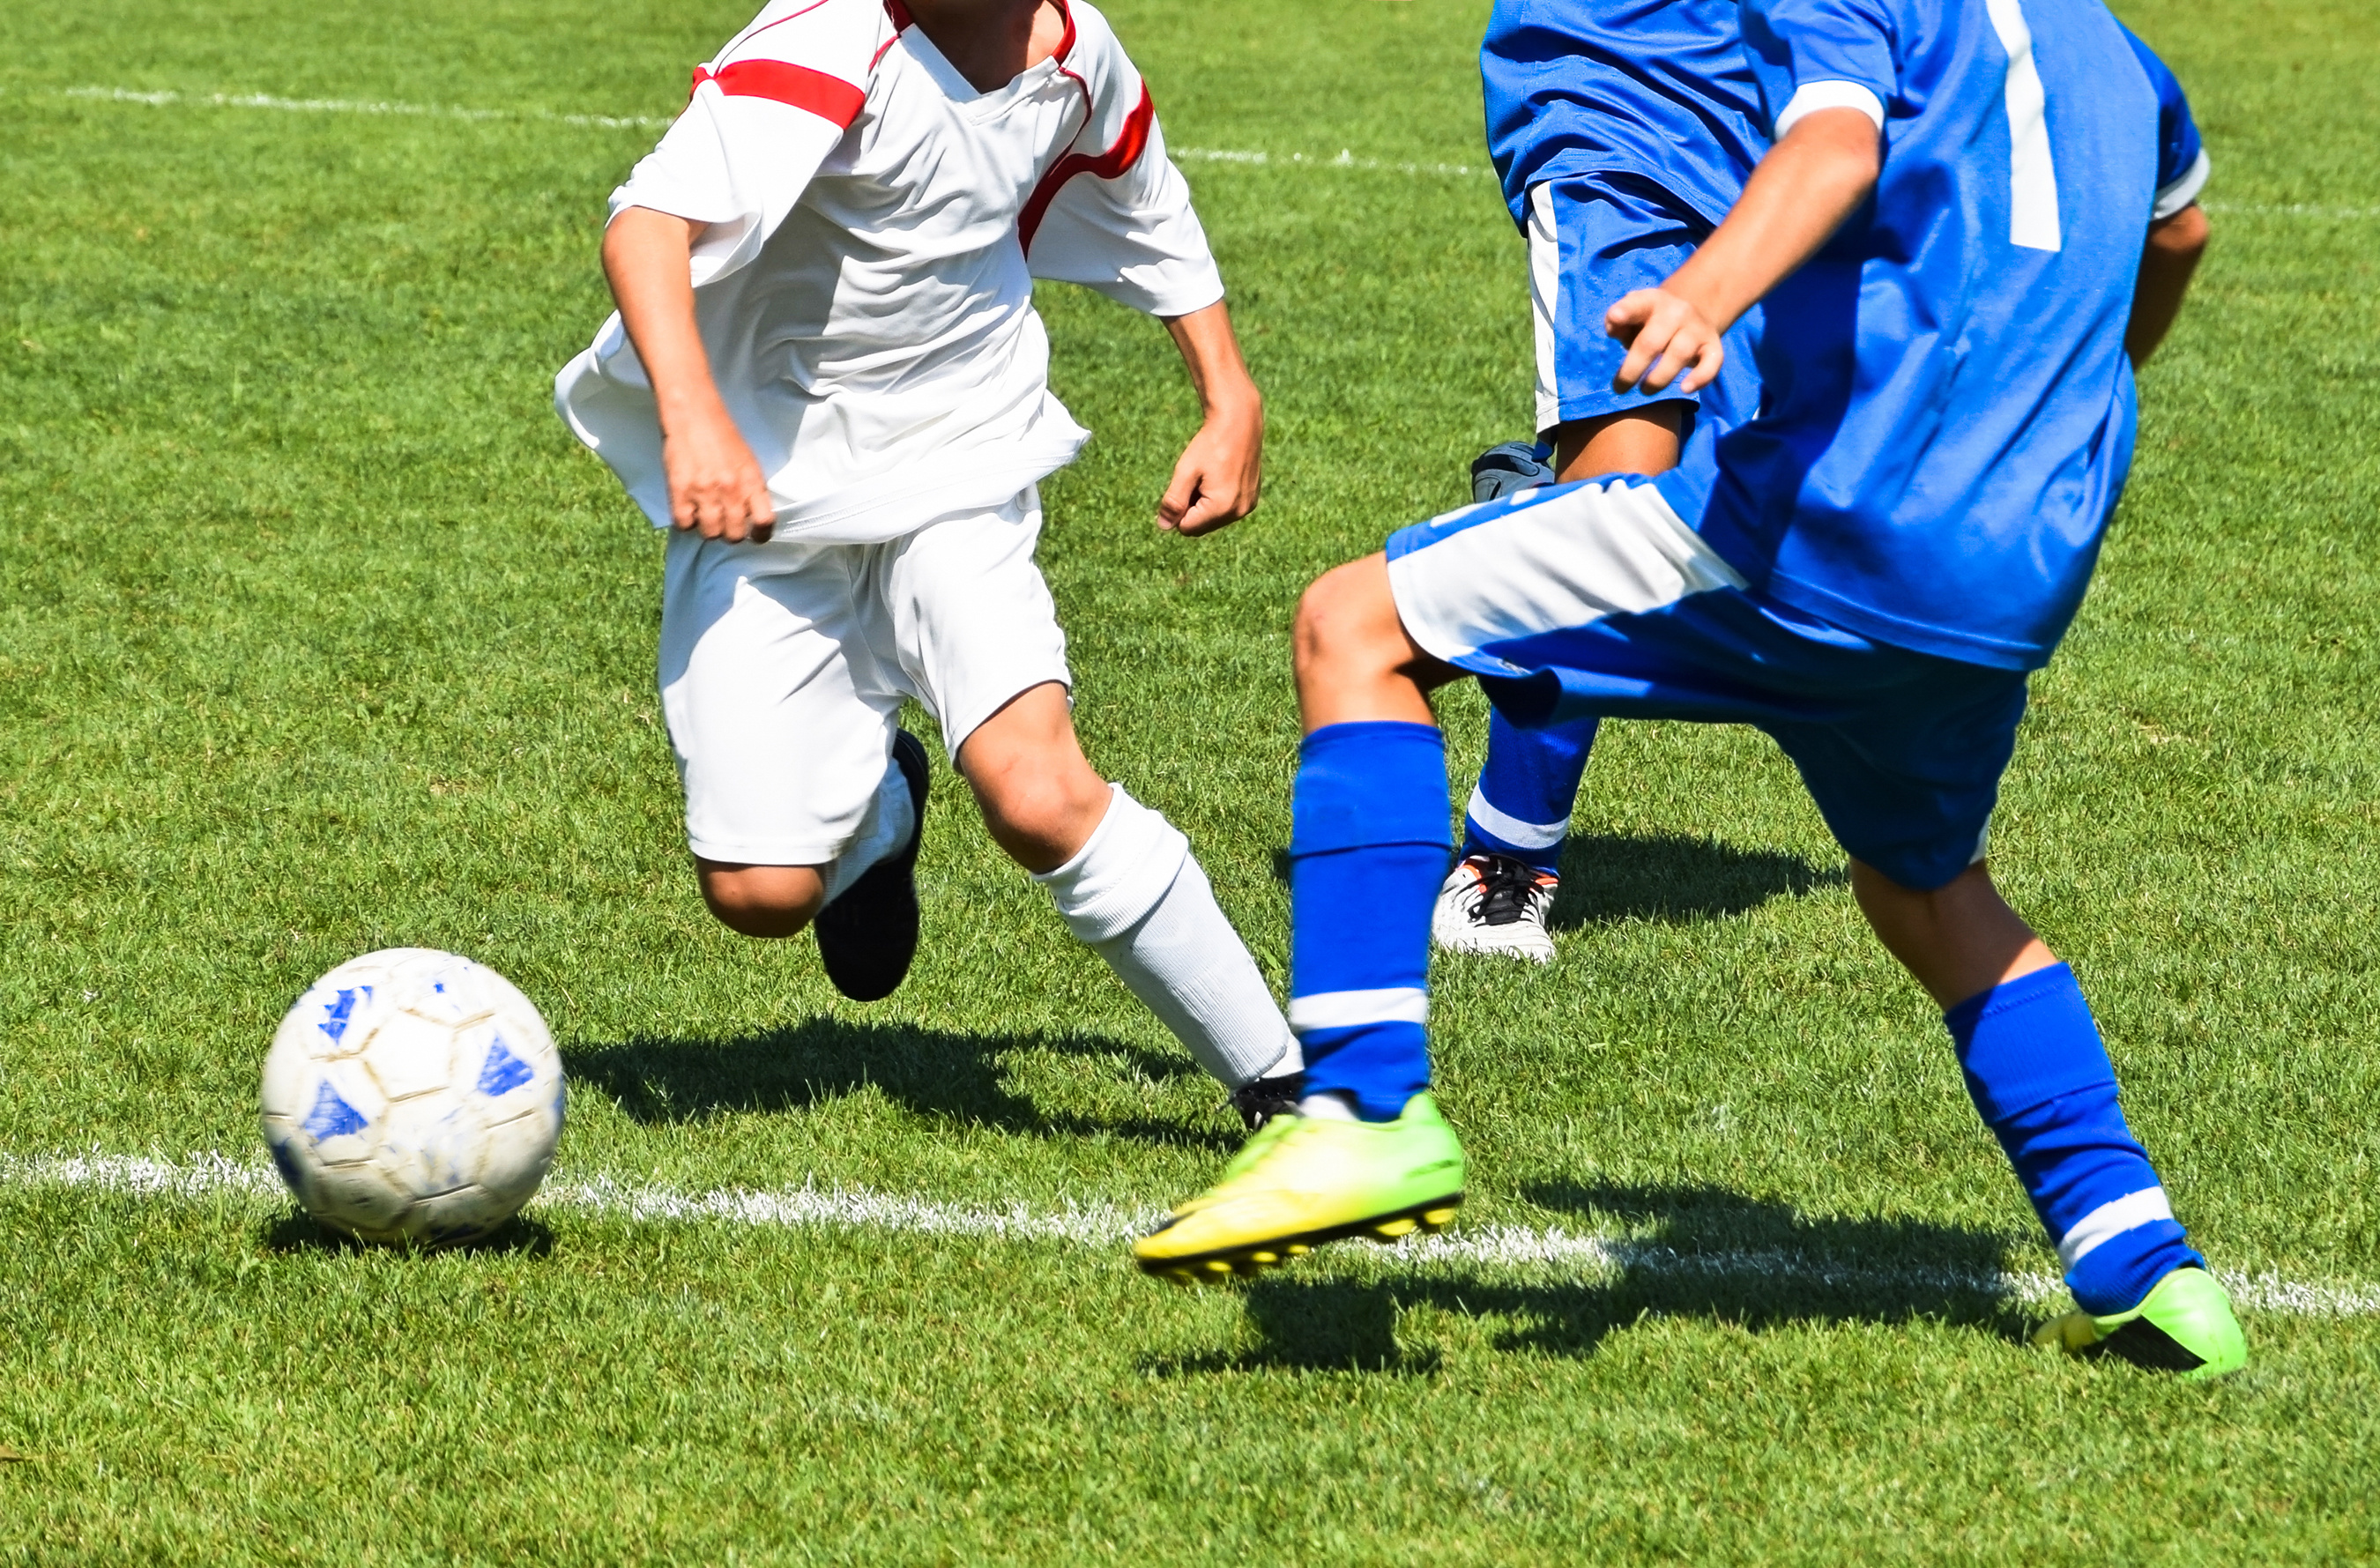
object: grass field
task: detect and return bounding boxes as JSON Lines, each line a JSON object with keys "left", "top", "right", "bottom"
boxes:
{"left": 4, "top": 0, "right": 2379, "bottom": 1559}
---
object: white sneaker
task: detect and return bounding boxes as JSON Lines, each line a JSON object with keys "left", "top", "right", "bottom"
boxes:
{"left": 1432, "top": 853, "right": 1558, "bottom": 963}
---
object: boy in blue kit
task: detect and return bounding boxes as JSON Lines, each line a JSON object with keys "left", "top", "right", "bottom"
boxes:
{"left": 1439, "top": 0, "right": 1771, "bottom": 962}
{"left": 1137, "top": 0, "right": 2241, "bottom": 1377}
{"left": 1442, "top": 2, "right": 2213, "bottom": 963}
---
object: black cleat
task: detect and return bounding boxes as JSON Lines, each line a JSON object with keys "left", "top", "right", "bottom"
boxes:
{"left": 814, "top": 729, "right": 931, "bottom": 1002}
{"left": 1229, "top": 1072, "right": 1305, "bottom": 1131}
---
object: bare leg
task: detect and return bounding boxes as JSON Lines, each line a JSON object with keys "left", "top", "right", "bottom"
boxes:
{"left": 1551, "top": 404, "right": 1686, "bottom": 484}
{"left": 694, "top": 861, "right": 829, "bottom": 938}
{"left": 1292, "top": 554, "right": 1461, "bottom": 732}
{"left": 1849, "top": 858, "right": 2058, "bottom": 1008}
{"left": 954, "top": 681, "right": 1113, "bottom": 872}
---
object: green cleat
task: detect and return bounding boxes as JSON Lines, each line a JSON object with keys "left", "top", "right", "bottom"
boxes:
{"left": 1133, "top": 1092, "right": 1466, "bottom": 1285}
{"left": 2031, "top": 1266, "right": 2248, "bottom": 1379}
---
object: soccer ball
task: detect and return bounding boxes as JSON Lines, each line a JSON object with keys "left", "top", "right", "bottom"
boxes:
{"left": 260, "top": 948, "right": 565, "bottom": 1246}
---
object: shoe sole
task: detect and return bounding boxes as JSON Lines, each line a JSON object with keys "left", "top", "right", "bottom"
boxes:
{"left": 1135, "top": 1193, "right": 1464, "bottom": 1287}
{"left": 815, "top": 730, "right": 931, "bottom": 1002}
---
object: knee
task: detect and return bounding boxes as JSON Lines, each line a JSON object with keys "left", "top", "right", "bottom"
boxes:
{"left": 696, "top": 863, "right": 828, "bottom": 938}
{"left": 970, "top": 757, "right": 1109, "bottom": 871}
{"left": 1294, "top": 556, "right": 1400, "bottom": 686}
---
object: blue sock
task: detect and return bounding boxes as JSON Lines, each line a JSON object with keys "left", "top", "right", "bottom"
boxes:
{"left": 1289, "top": 721, "right": 1451, "bottom": 1122}
{"left": 1461, "top": 709, "right": 1597, "bottom": 875}
{"left": 1945, "top": 963, "right": 2202, "bottom": 1315}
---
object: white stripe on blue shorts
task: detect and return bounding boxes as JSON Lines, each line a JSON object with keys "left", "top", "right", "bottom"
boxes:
{"left": 1387, "top": 479, "right": 1745, "bottom": 673}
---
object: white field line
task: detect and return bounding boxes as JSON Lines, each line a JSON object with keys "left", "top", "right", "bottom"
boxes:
{"left": 2204, "top": 199, "right": 2380, "bottom": 221}
{"left": 1171, "top": 145, "right": 1484, "bottom": 178}
{"left": 46, "top": 86, "right": 2380, "bottom": 218}
{"left": 56, "top": 84, "right": 1469, "bottom": 175}
{"left": 7, "top": 1150, "right": 2377, "bottom": 1319}
{"left": 57, "top": 84, "right": 667, "bottom": 131}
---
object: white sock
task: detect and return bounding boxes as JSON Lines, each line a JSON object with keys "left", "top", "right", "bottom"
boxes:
{"left": 1034, "top": 784, "right": 1297, "bottom": 1088}
{"left": 818, "top": 757, "right": 916, "bottom": 906}
{"left": 1297, "top": 1091, "right": 1359, "bottom": 1122}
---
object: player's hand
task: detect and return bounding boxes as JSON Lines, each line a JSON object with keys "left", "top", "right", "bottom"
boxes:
{"left": 1158, "top": 396, "right": 1263, "bottom": 537}
{"left": 1606, "top": 286, "right": 1726, "bottom": 396}
{"left": 661, "top": 403, "right": 777, "bottom": 544}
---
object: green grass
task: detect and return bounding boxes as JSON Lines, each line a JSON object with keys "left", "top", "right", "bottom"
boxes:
{"left": 4, "top": 0, "right": 2379, "bottom": 1559}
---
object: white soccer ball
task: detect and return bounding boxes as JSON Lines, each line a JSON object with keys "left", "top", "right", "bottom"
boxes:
{"left": 260, "top": 948, "right": 565, "bottom": 1247}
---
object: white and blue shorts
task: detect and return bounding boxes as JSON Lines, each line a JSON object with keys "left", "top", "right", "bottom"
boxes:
{"left": 1528, "top": 172, "right": 1762, "bottom": 440}
{"left": 657, "top": 488, "right": 1070, "bottom": 867}
{"left": 1388, "top": 479, "right": 2031, "bottom": 892}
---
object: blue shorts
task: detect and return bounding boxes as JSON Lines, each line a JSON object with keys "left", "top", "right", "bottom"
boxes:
{"left": 1387, "top": 478, "right": 2029, "bottom": 891}
{"left": 1528, "top": 173, "right": 1762, "bottom": 440}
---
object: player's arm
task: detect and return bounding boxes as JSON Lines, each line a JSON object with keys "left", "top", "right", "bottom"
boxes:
{"left": 2116, "top": 26, "right": 2213, "bottom": 370}
{"left": 1156, "top": 301, "right": 1263, "bottom": 536}
{"left": 594, "top": 4, "right": 879, "bottom": 544}
{"left": 1605, "top": 106, "right": 1881, "bottom": 394}
{"left": 603, "top": 208, "right": 777, "bottom": 544}
{"left": 2125, "top": 203, "right": 2207, "bottom": 368}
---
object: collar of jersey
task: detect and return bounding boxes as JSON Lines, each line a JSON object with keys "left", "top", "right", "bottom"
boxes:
{"left": 894, "top": 25, "right": 1071, "bottom": 120}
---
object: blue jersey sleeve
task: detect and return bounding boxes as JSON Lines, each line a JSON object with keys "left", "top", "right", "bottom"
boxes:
{"left": 1738, "top": 0, "right": 1899, "bottom": 137}
{"left": 2115, "top": 23, "right": 2208, "bottom": 218}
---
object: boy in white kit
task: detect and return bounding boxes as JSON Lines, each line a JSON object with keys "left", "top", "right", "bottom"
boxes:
{"left": 556, "top": 0, "right": 1304, "bottom": 1118}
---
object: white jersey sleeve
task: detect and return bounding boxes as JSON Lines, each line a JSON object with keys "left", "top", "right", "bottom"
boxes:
{"left": 610, "top": 0, "right": 889, "bottom": 286}
{"left": 1019, "top": 4, "right": 1224, "bottom": 317}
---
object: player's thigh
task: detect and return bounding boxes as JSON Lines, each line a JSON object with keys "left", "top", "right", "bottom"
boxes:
{"left": 658, "top": 530, "right": 902, "bottom": 866}
{"left": 1764, "top": 664, "right": 2031, "bottom": 893}
{"left": 1528, "top": 174, "right": 1707, "bottom": 435}
{"left": 874, "top": 489, "right": 1074, "bottom": 762}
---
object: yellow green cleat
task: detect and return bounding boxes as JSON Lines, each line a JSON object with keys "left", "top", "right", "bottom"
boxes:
{"left": 2032, "top": 1266, "right": 2248, "bottom": 1379}
{"left": 1133, "top": 1092, "right": 1466, "bottom": 1285}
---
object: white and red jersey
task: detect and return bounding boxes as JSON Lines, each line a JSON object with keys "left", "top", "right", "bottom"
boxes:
{"left": 554, "top": 0, "right": 1223, "bottom": 542}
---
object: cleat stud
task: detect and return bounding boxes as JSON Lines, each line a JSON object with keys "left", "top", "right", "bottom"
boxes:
{"left": 1422, "top": 1208, "right": 1459, "bottom": 1228}
{"left": 1201, "top": 1260, "right": 1234, "bottom": 1278}
{"left": 1371, "top": 1217, "right": 1418, "bottom": 1241}
{"left": 1248, "top": 1252, "right": 1278, "bottom": 1265}
{"left": 1286, "top": 1244, "right": 1311, "bottom": 1256}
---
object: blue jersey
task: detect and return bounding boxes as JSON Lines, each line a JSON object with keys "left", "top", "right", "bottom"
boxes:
{"left": 1662, "top": 0, "right": 2206, "bottom": 670}
{"left": 1481, "top": 0, "right": 1770, "bottom": 231}
{"left": 2119, "top": 19, "right": 2211, "bottom": 218}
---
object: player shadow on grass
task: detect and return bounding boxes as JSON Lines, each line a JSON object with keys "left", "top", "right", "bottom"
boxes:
{"left": 1547, "top": 833, "right": 1847, "bottom": 929}
{"left": 259, "top": 1210, "right": 557, "bottom": 1258}
{"left": 565, "top": 1017, "right": 1237, "bottom": 1151}
{"left": 1148, "top": 1182, "right": 2028, "bottom": 1377}
{"left": 1270, "top": 833, "right": 1841, "bottom": 928}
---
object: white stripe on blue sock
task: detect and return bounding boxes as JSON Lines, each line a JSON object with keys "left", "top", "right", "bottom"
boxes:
{"left": 1464, "top": 783, "right": 1568, "bottom": 851}
{"left": 2056, "top": 1186, "right": 2175, "bottom": 1271}
{"left": 1287, "top": 987, "right": 1430, "bottom": 1032}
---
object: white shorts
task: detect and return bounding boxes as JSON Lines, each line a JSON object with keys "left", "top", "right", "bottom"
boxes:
{"left": 657, "top": 488, "right": 1071, "bottom": 866}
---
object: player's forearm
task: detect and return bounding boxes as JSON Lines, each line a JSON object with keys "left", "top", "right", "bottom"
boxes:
{"left": 2125, "top": 204, "right": 2207, "bottom": 368}
{"left": 1163, "top": 301, "right": 1262, "bottom": 422}
{"left": 1155, "top": 300, "right": 1263, "bottom": 534}
{"left": 1664, "top": 108, "right": 1881, "bottom": 331}
{"left": 602, "top": 206, "right": 733, "bottom": 432}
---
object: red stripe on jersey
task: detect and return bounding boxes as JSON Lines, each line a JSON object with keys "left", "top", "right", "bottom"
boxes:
{"left": 690, "top": 58, "right": 866, "bottom": 127}
{"left": 871, "top": 0, "right": 911, "bottom": 68}
{"left": 1017, "top": 81, "right": 1155, "bottom": 255}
